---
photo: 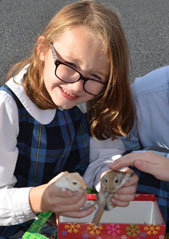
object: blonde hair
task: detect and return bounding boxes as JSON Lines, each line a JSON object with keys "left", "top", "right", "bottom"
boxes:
{"left": 6, "top": 0, "right": 135, "bottom": 140}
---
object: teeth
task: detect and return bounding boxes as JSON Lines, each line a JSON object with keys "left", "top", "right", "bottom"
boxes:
{"left": 62, "top": 87, "right": 75, "bottom": 97}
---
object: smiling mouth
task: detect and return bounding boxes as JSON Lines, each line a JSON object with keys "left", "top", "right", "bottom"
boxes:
{"left": 59, "top": 86, "right": 80, "bottom": 100}
{"left": 61, "top": 86, "right": 77, "bottom": 97}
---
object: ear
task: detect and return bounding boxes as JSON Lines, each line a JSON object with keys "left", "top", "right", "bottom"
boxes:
{"left": 36, "top": 35, "right": 48, "bottom": 62}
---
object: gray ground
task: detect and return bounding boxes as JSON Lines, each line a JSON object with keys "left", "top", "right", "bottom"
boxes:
{"left": 0, "top": 0, "right": 169, "bottom": 85}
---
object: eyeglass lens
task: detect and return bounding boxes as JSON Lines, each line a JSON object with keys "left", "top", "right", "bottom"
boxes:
{"left": 56, "top": 63, "right": 104, "bottom": 96}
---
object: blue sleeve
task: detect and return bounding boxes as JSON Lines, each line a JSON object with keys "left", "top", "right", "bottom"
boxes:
{"left": 121, "top": 122, "right": 142, "bottom": 153}
{"left": 134, "top": 149, "right": 169, "bottom": 158}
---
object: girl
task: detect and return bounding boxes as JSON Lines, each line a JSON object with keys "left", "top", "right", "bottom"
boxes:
{"left": 0, "top": 0, "right": 138, "bottom": 237}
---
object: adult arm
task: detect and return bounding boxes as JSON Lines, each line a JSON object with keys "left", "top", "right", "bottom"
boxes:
{"left": 111, "top": 150, "right": 169, "bottom": 181}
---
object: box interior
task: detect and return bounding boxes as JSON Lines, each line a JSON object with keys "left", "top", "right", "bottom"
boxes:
{"left": 59, "top": 200, "right": 164, "bottom": 225}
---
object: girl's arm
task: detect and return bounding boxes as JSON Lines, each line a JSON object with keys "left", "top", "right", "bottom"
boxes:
{"left": 0, "top": 91, "right": 95, "bottom": 225}
{"left": 0, "top": 91, "right": 36, "bottom": 225}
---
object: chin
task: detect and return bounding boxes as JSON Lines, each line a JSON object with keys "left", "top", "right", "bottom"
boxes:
{"left": 56, "top": 104, "right": 76, "bottom": 110}
{"left": 52, "top": 98, "right": 76, "bottom": 110}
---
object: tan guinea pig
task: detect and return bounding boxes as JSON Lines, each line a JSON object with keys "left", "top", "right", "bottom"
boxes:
{"left": 55, "top": 171, "right": 86, "bottom": 192}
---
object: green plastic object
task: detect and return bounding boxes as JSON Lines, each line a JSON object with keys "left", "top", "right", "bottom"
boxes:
{"left": 22, "top": 211, "right": 52, "bottom": 239}
{"left": 22, "top": 189, "right": 96, "bottom": 239}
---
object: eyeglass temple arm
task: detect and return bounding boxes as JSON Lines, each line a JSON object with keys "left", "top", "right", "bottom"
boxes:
{"left": 50, "top": 42, "right": 57, "bottom": 60}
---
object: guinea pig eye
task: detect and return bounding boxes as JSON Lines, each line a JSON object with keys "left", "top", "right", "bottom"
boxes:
{"left": 115, "top": 178, "right": 119, "bottom": 184}
{"left": 72, "top": 181, "right": 77, "bottom": 185}
{"left": 104, "top": 178, "right": 108, "bottom": 184}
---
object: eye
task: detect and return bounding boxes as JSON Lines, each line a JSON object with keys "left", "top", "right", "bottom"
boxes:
{"left": 72, "top": 181, "right": 77, "bottom": 185}
{"left": 90, "top": 74, "right": 103, "bottom": 82}
{"left": 114, "top": 178, "right": 119, "bottom": 184}
{"left": 104, "top": 178, "right": 108, "bottom": 184}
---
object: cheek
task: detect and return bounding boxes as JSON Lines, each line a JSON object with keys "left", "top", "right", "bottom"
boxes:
{"left": 101, "top": 183, "right": 106, "bottom": 192}
{"left": 43, "top": 69, "right": 50, "bottom": 88}
{"left": 43, "top": 63, "right": 56, "bottom": 87}
{"left": 43, "top": 70, "right": 56, "bottom": 94}
{"left": 43, "top": 52, "right": 56, "bottom": 79}
{"left": 85, "top": 94, "right": 95, "bottom": 102}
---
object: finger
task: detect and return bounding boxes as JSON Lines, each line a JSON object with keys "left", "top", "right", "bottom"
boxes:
{"left": 110, "top": 156, "right": 136, "bottom": 170}
{"left": 60, "top": 205, "right": 96, "bottom": 218}
{"left": 63, "top": 192, "right": 86, "bottom": 205}
{"left": 56, "top": 189, "right": 73, "bottom": 197}
{"left": 111, "top": 197, "right": 129, "bottom": 207}
{"left": 111, "top": 192, "right": 135, "bottom": 206}
{"left": 116, "top": 184, "right": 137, "bottom": 196}
{"left": 47, "top": 192, "right": 86, "bottom": 212}
{"left": 53, "top": 193, "right": 87, "bottom": 212}
{"left": 119, "top": 167, "right": 134, "bottom": 174}
{"left": 121, "top": 173, "right": 138, "bottom": 187}
{"left": 134, "top": 160, "right": 154, "bottom": 174}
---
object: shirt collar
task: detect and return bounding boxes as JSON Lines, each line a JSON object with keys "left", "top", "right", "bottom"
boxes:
{"left": 6, "top": 66, "right": 87, "bottom": 124}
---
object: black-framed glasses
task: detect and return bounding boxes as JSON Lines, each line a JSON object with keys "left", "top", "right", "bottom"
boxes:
{"left": 50, "top": 42, "right": 106, "bottom": 96}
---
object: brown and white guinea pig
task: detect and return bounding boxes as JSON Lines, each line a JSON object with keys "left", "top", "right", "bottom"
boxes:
{"left": 100, "top": 170, "right": 132, "bottom": 193}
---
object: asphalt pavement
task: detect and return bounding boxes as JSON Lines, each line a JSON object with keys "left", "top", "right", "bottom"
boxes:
{"left": 0, "top": 0, "right": 169, "bottom": 85}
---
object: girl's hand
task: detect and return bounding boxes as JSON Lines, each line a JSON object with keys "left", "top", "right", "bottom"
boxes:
{"left": 29, "top": 180, "right": 96, "bottom": 218}
{"left": 108, "top": 167, "right": 138, "bottom": 207}
{"left": 110, "top": 152, "right": 169, "bottom": 181}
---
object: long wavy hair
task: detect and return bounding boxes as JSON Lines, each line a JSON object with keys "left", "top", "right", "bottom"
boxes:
{"left": 6, "top": 0, "right": 135, "bottom": 140}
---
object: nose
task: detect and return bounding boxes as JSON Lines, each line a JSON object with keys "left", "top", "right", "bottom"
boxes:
{"left": 68, "top": 79, "right": 84, "bottom": 94}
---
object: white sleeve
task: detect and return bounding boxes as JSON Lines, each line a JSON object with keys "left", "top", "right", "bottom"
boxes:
{"left": 83, "top": 137, "right": 125, "bottom": 190}
{"left": 0, "top": 90, "right": 36, "bottom": 225}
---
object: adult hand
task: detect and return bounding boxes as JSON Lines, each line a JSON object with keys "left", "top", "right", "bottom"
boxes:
{"left": 110, "top": 152, "right": 169, "bottom": 181}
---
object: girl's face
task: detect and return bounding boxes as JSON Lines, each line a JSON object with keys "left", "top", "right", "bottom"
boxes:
{"left": 40, "top": 26, "right": 109, "bottom": 109}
